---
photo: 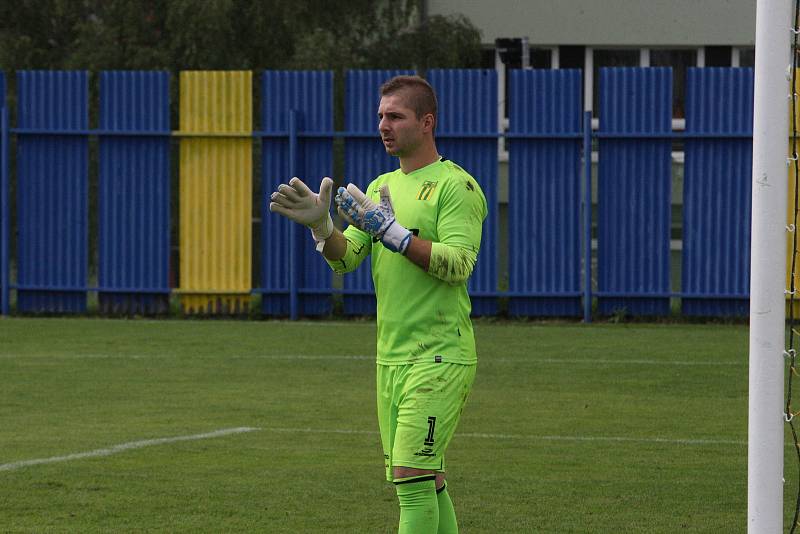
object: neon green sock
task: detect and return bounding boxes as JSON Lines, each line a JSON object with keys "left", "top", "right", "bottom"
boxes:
{"left": 395, "top": 478, "right": 438, "bottom": 534}
{"left": 436, "top": 483, "right": 458, "bottom": 534}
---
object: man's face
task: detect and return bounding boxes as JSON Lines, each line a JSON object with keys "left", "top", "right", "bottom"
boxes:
{"left": 377, "top": 91, "right": 428, "bottom": 157}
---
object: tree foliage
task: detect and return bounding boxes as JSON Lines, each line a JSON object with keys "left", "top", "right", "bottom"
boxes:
{"left": 0, "top": 0, "right": 483, "bottom": 73}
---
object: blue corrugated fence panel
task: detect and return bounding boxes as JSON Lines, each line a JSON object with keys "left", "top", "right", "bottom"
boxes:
{"left": 428, "top": 69, "right": 498, "bottom": 315}
{"left": 682, "top": 67, "right": 753, "bottom": 316}
{"left": 597, "top": 67, "right": 672, "bottom": 316}
{"left": 508, "top": 69, "right": 582, "bottom": 316}
{"left": 16, "top": 70, "right": 88, "bottom": 313}
{"left": 98, "top": 71, "right": 170, "bottom": 314}
{"left": 342, "top": 69, "right": 415, "bottom": 315}
{"left": 261, "top": 71, "right": 333, "bottom": 316}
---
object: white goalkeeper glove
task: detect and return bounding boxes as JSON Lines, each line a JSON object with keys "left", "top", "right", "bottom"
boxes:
{"left": 335, "top": 183, "right": 412, "bottom": 254}
{"left": 269, "top": 177, "right": 334, "bottom": 252}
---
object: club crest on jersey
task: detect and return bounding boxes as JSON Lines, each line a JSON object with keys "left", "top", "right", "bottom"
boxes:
{"left": 417, "top": 181, "right": 438, "bottom": 200}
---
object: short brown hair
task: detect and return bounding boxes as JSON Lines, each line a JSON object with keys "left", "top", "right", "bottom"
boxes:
{"left": 380, "top": 75, "right": 438, "bottom": 127}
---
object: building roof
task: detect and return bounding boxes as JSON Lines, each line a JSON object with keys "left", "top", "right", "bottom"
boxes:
{"left": 426, "top": 0, "right": 756, "bottom": 47}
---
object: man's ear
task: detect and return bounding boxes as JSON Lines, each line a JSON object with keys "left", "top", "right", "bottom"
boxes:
{"left": 422, "top": 113, "right": 435, "bottom": 133}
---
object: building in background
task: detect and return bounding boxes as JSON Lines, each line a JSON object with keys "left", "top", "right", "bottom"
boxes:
{"left": 424, "top": 0, "right": 757, "bottom": 294}
{"left": 426, "top": 0, "right": 756, "bottom": 120}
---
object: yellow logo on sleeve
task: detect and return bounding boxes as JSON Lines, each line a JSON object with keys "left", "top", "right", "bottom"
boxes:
{"left": 417, "top": 181, "right": 438, "bottom": 200}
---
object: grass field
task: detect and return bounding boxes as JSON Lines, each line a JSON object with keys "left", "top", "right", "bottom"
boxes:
{"left": 0, "top": 317, "right": 785, "bottom": 532}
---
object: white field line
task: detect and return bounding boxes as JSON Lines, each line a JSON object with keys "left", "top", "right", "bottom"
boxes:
{"left": 0, "top": 427, "right": 259, "bottom": 472}
{"left": 0, "top": 353, "right": 744, "bottom": 366}
{"left": 0, "top": 425, "right": 747, "bottom": 473}
{"left": 0, "top": 353, "right": 374, "bottom": 360}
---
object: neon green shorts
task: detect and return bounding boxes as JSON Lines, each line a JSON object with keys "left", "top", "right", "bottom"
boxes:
{"left": 376, "top": 361, "right": 476, "bottom": 482}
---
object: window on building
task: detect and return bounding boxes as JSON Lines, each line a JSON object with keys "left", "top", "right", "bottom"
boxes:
{"left": 559, "top": 46, "right": 585, "bottom": 70}
{"left": 705, "top": 46, "right": 732, "bottom": 67}
{"left": 530, "top": 48, "right": 552, "bottom": 69}
{"left": 650, "top": 49, "right": 697, "bottom": 118}
{"left": 491, "top": 40, "right": 555, "bottom": 120}
{"left": 739, "top": 47, "right": 755, "bottom": 67}
{"left": 593, "top": 49, "right": 639, "bottom": 116}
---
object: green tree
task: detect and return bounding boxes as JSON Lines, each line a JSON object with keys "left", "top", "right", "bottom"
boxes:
{"left": 291, "top": 2, "right": 482, "bottom": 71}
{"left": 67, "top": 0, "right": 295, "bottom": 71}
{"left": 0, "top": 0, "right": 482, "bottom": 73}
{"left": 0, "top": 0, "right": 93, "bottom": 70}
{"left": 70, "top": 0, "right": 171, "bottom": 70}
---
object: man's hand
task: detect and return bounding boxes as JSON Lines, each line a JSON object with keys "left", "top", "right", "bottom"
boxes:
{"left": 335, "top": 183, "right": 412, "bottom": 254}
{"left": 269, "top": 177, "right": 334, "bottom": 251}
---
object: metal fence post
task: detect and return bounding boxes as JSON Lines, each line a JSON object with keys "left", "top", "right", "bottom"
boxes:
{"left": 583, "top": 110, "right": 593, "bottom": 323}
{"left": 288, "top": 109, "right": 299, "bottom": 320}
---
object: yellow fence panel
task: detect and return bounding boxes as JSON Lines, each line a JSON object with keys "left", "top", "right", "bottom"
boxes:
{"left": 178, "top": 71, "right": 252, "bottom": 314}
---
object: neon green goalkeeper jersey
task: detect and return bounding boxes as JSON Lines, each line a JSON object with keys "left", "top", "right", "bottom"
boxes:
{"left": 326, "top": 158, "right": 487, "bottom": 365}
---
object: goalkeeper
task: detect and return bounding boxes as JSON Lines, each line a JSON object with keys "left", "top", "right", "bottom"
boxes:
{"left": 269, "top": 75, "right": 487, "bottom": 534}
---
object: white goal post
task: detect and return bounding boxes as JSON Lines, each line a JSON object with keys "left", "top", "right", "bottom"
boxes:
{"left": 748, "top": 1, "right": 793, "bottom": 532}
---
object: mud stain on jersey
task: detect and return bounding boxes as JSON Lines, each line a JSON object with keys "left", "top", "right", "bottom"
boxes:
{"left": 428, "top": 248, "right": 473, "bottom": 283}
{"left": 409, "top": 341, "right": 429, "bottom": 360}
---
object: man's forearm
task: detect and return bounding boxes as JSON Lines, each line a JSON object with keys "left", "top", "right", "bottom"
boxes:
{"left": 404, "top": 236, "right": 431, "bottom": 272}
{"left": 321, "top": 228, "right": 348, "bottom": 261}
{"left": 324, "top": 226, "right": 429, "bottom": 269}
{"left": 326, "top": 228, "right": 471, "bottom": 285}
